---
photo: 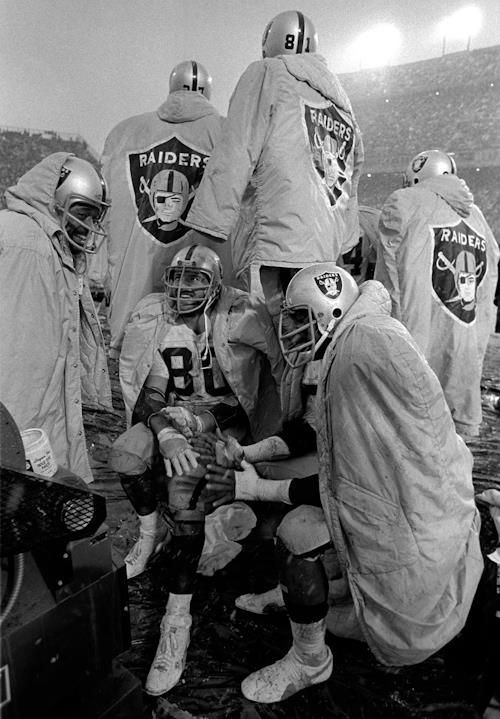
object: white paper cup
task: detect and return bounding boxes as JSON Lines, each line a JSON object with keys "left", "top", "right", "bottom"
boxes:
{"left": 20, "top": 428, "right": 58, "bottom": 477}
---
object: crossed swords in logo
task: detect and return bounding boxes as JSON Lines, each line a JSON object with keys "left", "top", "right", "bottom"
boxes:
{"left": 138, "top": 176, "right": 158, "bottom": 223}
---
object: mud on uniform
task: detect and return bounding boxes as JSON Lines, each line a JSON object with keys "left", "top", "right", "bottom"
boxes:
{"left": 111, "top": 316, "right": 247, "bottom": 526}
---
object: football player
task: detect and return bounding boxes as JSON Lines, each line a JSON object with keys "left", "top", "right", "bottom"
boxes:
{"left": 109, "top": 243, "right": 283, "bottom": 695}
{"left": 204, "top": 264, "right": 482, "bottom": 703}
{"left": 0, "top": 154, "right": 112, "bottom": 484}
{"left": 186, "top": 10, "right": 364, "bottom": 329}
{"left": 377, "top": 149, "right": 499, "bottom": 438}
{"left": 101, "top": 59, "right": 231, "bottom": 359}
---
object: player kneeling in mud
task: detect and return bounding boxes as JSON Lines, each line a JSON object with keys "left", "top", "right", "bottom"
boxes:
{"left": 203, "top": 264, "right": 483, "bottom": 704}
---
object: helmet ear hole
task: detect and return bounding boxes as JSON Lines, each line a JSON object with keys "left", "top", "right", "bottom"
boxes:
{"left": 332, "top": 308, "right": 342, "bottom": 318}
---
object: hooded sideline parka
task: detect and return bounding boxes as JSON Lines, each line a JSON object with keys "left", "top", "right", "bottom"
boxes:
{"left": 100, "top": 91, "right": 227, "bottom": 358}
{"left": 317, "top": 281, "right": 483, "bottom": 666}
{"left": 119, "top": 286, "right": 284, "bottom": 441}
{"left": 186, "top": 54, "right": 364, "bottom": 277}
{"left": 0, "top": 153, "right": 112, "bottom": 483}
{"left": 376, "top": 175, "right": 499, "bottom": 436}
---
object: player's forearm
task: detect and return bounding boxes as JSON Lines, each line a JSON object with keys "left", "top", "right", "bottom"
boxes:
{"left": 132, "top": 385, "right": 169, "bottom": 433}
{"left": 243, "top": 436, "right": 291, "bottom": 463}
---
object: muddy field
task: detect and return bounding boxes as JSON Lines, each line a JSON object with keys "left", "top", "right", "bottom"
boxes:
{"left": 83, "top": 323, "right": 500, "bottom": 719}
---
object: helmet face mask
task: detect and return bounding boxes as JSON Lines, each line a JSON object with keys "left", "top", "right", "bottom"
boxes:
{"left": 54, "top": 157, "right": 110, "bottom": 254}
{"left": 262, "top": 10, "right": 318, "bottom": 58}
{"left": 164, "top": 245, "right": 223, "bottom": 316}
{"left": 403, "top": 150, "right": 457, "bottom": 187}
{"left": 279, "top": 304, "right": 320, "bottom": 368}
{"left": 169, "top": 60, "right": 213, "bottom": 100}
{"left": 279, "top": 264, "right": 359, "bottom": 368}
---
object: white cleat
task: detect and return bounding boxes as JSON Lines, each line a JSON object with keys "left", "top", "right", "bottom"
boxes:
{"left": 235, "top": 586, "right": 286, "bottom": 615}
{"left": 145, "top": 614, "right": 192, "bottom": 696}
{"left": 124, "top": 527, "right": 169, "bottom": 580}
{"left": 241, "top": 646, "right": 333, "bottom": 703}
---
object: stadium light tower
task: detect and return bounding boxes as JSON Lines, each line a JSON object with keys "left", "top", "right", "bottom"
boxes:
{"left": 349, "top": 23, "right": 402, "bottom": 70}
{"left": 439, "top": 6, "right": 483, "bottom": 55}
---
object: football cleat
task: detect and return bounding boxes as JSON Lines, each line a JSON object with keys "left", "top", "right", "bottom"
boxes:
{"left": 145, "top": 613, "right": 192, "bottom": 695}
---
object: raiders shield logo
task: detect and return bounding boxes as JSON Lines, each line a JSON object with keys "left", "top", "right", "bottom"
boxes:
{"left": 315, "top": 271, "right": 342, "bottom": 298}
{"left": 432, "top": 219, "right": 487, "bottom": 324}
{"left": 302, "top": 100, "right": 355, "bottom": 207}
{"left": 411, "top": 154, "right": 428, "bottom": 174}
{"left": 128, "top": 136, "right": 210, "bottom": 245}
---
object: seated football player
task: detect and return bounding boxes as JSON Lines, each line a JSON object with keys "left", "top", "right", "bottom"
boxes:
{"left": 109, "top": 243, "right": 284, "bottom": 696}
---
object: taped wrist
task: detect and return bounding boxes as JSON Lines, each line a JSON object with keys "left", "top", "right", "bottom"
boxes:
{"left": 235, "top": 472, "right": 292, "bottom": 504}
{"left": 157, "top": 426, "right": 185, "bottom": 444}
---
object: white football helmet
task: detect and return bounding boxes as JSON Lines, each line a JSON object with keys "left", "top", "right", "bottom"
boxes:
{"left": 169, "top": 60, "right": 212, "bottom": 100}
{"left": 403, "top": 150, "right": 457, "bottom": 187}
{"left": 164, "top": 244, "right": 223, "bottom": 315}
{"left": 262, "top": 10, "right": 318, "bottom": 58}
{"left": 279, "top": 264, "right": 359, "bottom": 367}
{"left": 54, "top": 156, "right": 110, "bottom": 254}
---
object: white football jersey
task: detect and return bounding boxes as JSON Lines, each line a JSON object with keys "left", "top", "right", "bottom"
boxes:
{"left": 150, "top": 318, "right": 236, "bottom": 412}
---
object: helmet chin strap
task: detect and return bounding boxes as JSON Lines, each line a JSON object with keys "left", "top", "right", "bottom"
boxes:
{"left": 200, "top": 289, "right": 220, "bottom": 368}
{"left": 313, "top": 318, "right": 336, "bottom": 358}
{"left": 200, "top": 309, "right": 212, "bottom": 368}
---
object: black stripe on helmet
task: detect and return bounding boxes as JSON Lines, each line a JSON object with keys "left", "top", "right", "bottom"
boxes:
{"left": 185, "top": 244, "right": 199, "bottom": 261}
{"left": 191, "top": 61, "right": 198, "bottom": 92}
{"left": 166, "top": 171, "right": 174, "bottom": 192}
{"left": 296, "top": 12, "right": 305, "bottom": 53}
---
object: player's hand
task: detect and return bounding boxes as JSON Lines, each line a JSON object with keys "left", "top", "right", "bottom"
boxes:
{"left": 204, "top": 463, "right": 236, "bottom": 508}
{"left": 161, "top": 406, "right": 202, "bottom": 438}
{"left": 190, "top": 432, "right": 218, "bottom": 464}
{"left": 157, "top": 427, "right": 199, "bottom": 477}
{"left": 215, "top": 431, "right": 244, "bottom": 468}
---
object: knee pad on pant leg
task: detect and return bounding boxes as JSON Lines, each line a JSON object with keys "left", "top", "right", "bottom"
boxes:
{"left": 110, "top": 423, "right": 155, "bottom": 475}
{"left": 277, "top": 505, "right": 330, "bottom": 556}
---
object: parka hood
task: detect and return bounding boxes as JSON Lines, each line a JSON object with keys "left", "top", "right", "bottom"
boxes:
{"left": 5, "top": 151, "right": 74, "bottom": 237}
{"left": 157, "top": 91, "right": 219, "bottom": 124}
{"left": 332, "top": 280, "right": 392, "bottom": 345}
{"left": 418, "top": 175, "right": 474, "bottom": 218}
{"left": 278, "top": 54, "right": 355, "bottom": 115}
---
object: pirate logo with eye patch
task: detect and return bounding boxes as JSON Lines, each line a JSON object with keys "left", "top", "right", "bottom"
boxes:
{"left": 315, "top": 271, "right": 342, "bottom": 299}
{"left": 127, "top": 136, "right": 210, "bottom": 245}
{"left": 432, "top": 220, "right": 487, "bottom": 324}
